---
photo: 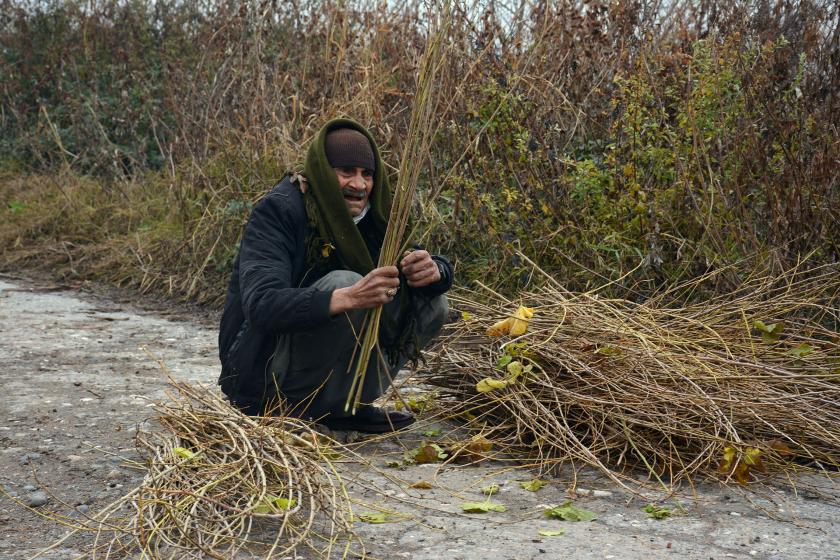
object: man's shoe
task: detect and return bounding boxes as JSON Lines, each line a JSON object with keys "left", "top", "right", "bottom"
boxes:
{"left": 321, "top": 406, "right": 415, "bottom": 433}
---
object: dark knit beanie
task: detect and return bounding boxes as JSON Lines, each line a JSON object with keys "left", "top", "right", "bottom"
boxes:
{"left": 324, "top": 128, "right": 376, "bottom": 172}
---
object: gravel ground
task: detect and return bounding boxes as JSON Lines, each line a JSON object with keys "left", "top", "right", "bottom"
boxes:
{"left": 1, "top": 274, "right": 838, "bottom": 560}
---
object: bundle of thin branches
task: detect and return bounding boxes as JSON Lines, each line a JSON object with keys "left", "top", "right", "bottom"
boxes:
{"left": 424, "top": 262, "right": 840, "bottom": 494}
{"left": 346, "top": 4, "right": 452, "bottom": 413}
{"left": 67, "top": 382, "right": 358, "bottom": 559}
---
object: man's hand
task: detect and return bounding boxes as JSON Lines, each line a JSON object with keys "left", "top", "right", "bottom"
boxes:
{"left": 329, "top": 266, "right": 401, "bottom": 314}
{"left": 400, "top": 250, "right": 441, "bottom": 288}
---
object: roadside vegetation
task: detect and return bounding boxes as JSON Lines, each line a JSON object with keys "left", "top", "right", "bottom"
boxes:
{"left": 1, "top": 0, "right": 837, "bottom": 303}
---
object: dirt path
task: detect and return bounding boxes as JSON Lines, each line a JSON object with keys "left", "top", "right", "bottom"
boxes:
{"left": 1, "top": 276, "right": 838, "bottom": 559}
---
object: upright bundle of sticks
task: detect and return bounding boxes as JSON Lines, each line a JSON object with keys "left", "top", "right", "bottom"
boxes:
{"left": 425, "top": 262, "right": 840, "bottom": 492}
{"left": 346, "top": 4, "right": 451, "bottom": 412}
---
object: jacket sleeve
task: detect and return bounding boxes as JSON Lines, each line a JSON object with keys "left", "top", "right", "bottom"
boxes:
{"left": 238, "top": 190, "right": 333, "bottom": 333}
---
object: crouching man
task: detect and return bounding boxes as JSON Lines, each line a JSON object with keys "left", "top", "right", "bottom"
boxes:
{"left": 217, "top": 119, "right": 452, "bottom": 432}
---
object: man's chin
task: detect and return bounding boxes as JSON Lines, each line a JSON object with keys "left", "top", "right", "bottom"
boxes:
{"left": 345, "top": 201, "right": 367, "bottom": 217}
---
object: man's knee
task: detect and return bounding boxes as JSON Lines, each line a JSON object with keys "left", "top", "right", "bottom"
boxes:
{"left": 417, "top": 294, "right": 449, "bottom": 343}
{"left": 315, "top": 270, "right": 363, "bottom": 291}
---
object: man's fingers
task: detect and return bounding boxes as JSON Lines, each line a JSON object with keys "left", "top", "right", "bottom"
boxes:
{"left": 409, "top": 266, "right": 437, "bottom": 280}
{"left": 406, "top": 266, "right": 439, "bottom": 287}
{"left": 403, "top": 259, "right": 436, "bottom": 277}
{"left": 400, "top": 250, "right": 430, "bottom": 268}
{"left": 374, "top": 265, "right": 399, "bottom": 277}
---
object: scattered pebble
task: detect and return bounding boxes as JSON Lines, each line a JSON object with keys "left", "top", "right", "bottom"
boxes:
{"left": 21, "top": 452, "right": 42, "bottom": 464}
{"left": 106, "top": 468, "right": 126, "bottom": 480}
{"left": 27, "top": 491, "right": 49, "bottom": 507}
{"left": 577, "top": 488, "right": 613, "bottom": 498}
{"left": 22, "top": 484, "right": 36, "bottom": 492}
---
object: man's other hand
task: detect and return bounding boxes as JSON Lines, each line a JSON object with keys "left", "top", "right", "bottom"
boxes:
{"left": 330, "top": 266, "right": 401, "bottom": 314}
{"left": 400, "top": 250, "right": 441, "bottom": 288}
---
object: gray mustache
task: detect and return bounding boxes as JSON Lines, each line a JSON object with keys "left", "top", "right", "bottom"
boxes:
{"left": 342, "top": 188, "right": 366, "bottom": 200}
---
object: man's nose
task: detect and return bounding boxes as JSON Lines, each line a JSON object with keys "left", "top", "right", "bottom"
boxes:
{"left": 348, "top": 172, "right": 366, "bottom": 190}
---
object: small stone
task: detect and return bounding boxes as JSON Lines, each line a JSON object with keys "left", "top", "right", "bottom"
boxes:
{"left": 27, "top": 491, "right": 49, "bottom": 507}
{"left": 77, "top": 504, "right": 89, "bottom": 514}
{"left": 105, "top": 468, "right": 125, "bottom": 480}
{"left": 21, "top": 453, "right": 42, "bottom": 464}
{"left": 22, "top": 484, "right": 36, "bottom": 492}
{"left": 67, "top": 455, "right": 85, "bottom": 463}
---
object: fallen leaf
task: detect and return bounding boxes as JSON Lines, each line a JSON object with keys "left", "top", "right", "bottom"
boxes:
{"left": 356, "top": 512, "right": 390, "bottom": 524}
{"left": 594, "top": 345, "right": 622, "bottom": 356}
{"left": 520, "top": 479, "right": 547, "bottom": 492}
{"left": 461, "top": 501, "right": 506, "bottom": 513}
{"left": 405, "top": 444, "right": 447, "bottom": 464}
{"left": 173, "top": 447, "right": 196, "bottom": 460}
{"left": 509, "top": 306, "right": 535, "bottom": 335}
{"left": 787, "top": 343, "right": 814, "bottom": 358}
{"left": 753, "top": 320, "right": 784, "bottom": 343}
{"left": 422, "top": 428, "right": 442, "bottom": 437}
{"left": 253, "top": 495, "right": 297, "bottom": 514}
{"left": 768, "top": 439, "right": 793, "bottom": 457}
{"left": 486, "top": 306, "right": 535, "bottom": 337}
{"left": 538, "top": 529, "right": 565, "bottom": 537}
{"left": 496, "top": 354, "right": 513, "bottom": 368}
{"left": 410, "top": 480, "right": 433, "bottom": 489}
{"left": 720, "top": 446, "right": 765, "bottom": 484}
{"left": 395, "top": 393, "right": 435, "bottom": 413}
{"left": 461, "top": 311, "right": 473, "bottom": 321}
{"left": 743, "top": 447, "right": 766, "bottom": 472}
{"left": 486, "top": 317, "right": 514, "bottom": 337}
{"left": 642, "top": 503, "right": 671, "bottom": 520}
{"left": 544, "top": 501, "right": 597, "bottom": 522}
{"left": 718, "top": 446, "right": 737, "bottom": 474}
{"left": 450, "top": 436, "right": 495, "bottom": 463}
{"left": 481, "top": 484, "right": 500, "bottom": 495}
{"left": 476, "top": 377, "right": 513, "bottom": 393}
{"left": 384, "top": 460, "right": 404, "bottom": 469}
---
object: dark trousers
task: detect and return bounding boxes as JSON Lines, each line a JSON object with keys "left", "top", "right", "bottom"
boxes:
{"left": 268, "top": 270, "right": 448, "bottom": 420}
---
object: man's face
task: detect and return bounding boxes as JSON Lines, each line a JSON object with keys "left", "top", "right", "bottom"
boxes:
{"left": 334, "top": 166, "right": 374, "bottom": 217}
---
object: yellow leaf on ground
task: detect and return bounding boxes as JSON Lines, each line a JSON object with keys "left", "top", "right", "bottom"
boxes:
{"left": 476, "top": 377, "right": 513, "bottom": 393}
{"left": 486, "top": 306, "right": 535, "bottom": 337}
{"left": 718, "top": 446, "right": 737, "bottom": 474}
{"left": 486, "top": 317, "right": 514, "bottom": 337}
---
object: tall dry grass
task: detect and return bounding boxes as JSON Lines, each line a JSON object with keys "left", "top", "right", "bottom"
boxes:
{"left": 1, "top": 0, "right": 838, "bottom": 303}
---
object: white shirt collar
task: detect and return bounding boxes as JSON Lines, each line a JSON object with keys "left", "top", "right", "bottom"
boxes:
{"left": 352, "top": 202, "right": 371, "bottom": 225}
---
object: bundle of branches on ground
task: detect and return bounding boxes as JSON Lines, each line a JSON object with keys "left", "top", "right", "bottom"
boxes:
{"left": 424, "top": 262, "right": 840, "bottom": 493}
{"left": 49, "top": 382, "right": 358, "bottom": 559}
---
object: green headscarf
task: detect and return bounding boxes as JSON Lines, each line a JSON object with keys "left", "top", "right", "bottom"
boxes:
{"left": 302, "top": 118, "right": 391, "bottom": 274}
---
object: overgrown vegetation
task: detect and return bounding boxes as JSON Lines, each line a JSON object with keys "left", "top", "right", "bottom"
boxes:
{"left": 1, "top": 0, "right": 838, "bottom": 303}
